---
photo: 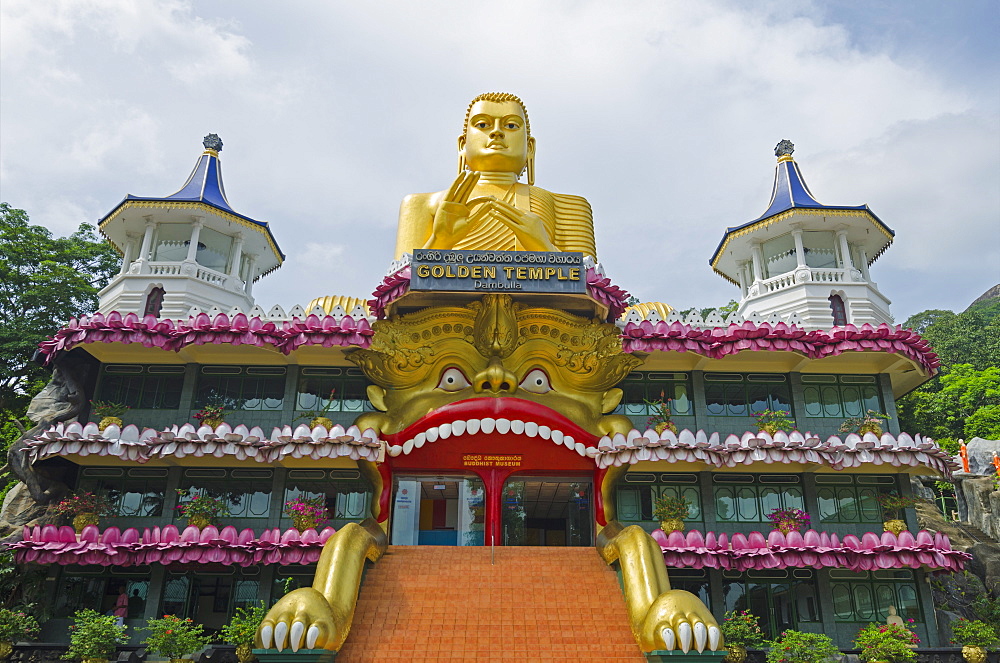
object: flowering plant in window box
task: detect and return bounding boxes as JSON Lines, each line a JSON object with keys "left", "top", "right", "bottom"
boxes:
{"left": 719, "top": 609, "right": 767, "bottom": 663}
{"left": 645, "top": 396, "right": 677, "bottom": 434}
{"left": 65, "top": 609, "right": 128, "bottom": 661}
{"left": 839, "top": 410, "right": 890, "bottom": 436}
{"left": 90, "top": 400, "right": 130, "bottom": 432}
{"left": 853, "top": 622, "right": 919, "bottom": 663}
{"left": 140, "top": 614, "right": 211, "bottom": 660}
{"left": 283, "top": 495, "right": 329, "bottom": 532}
{"left": 174, "top": 489, "right": 229, "bottom": 529}
{"left": 752, "top": 409, "right": 795, "bottom": 435}
{"left": 53, "top": 492, "right": 113, "bottom": 533}
{"left": 877, "top": 493, "right": 919, "bottom": 535}
{"left": 652, "top": 494, "right": 690, "bottom": 534}
{"left": 766, "top": 507, "right": 810, "bottom": 535}
{"left": 193, "top": 404, "right": 228, "bottom": 428}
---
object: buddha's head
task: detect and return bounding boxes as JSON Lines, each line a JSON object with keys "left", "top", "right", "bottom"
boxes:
{"left": 459, "top": 92, "right": 535, "bottom": 181}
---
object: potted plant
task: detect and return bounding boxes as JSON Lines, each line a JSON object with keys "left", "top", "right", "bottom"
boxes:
{"left": 53, "top": 492, "right": 113, "bottom": 533}
{"left": 853, "top": 622, "right": 919, "bottom": 663}
{"left": 765, "top": 630, "right": 840, "bottom": 663}
{"left": 766, "top": 507, "right": 810, "bottom": 535}
{"left": 752, "top": 409, "right": 796, "bottom": 435}
{"left": 950, "top": 618, "right": 999, "bottom": 663}
{"left": 839, "top": 410, "right": 890, "bottom": 436}
{"left": 90, "top": 400, "right": 129, "bottom": 432}
{"left": 219, "top": 601, "right": 268, "bottom": 663}
{"left": 645, "top": 396, "right": 677, "bottom": 434}
{"left": 294, "top": 387, "right": 337, "bottom": 429}
{"left": 193, "top": 404, "right": 228, "bottom": 429}
{"left": 0, "top": 608, "right": 40, "bottom": 660}
{"left": 140, "top": 614, "right": 211, "bottom": 662}
{"left": 652, "top": 494, "right": 690, "bottom": 534}
{"left": 718, "top": 609, "right": 767, "bottom": 663}
{"left": 174, "top": 489, "right": 229, "bottom": 529}
{"left": 283, "top": 495, "right": 329, "bottom": 532}
{"left": 64, "top": 609, "right": 128, "bottom": 663}
{"left": 877, "top": 493, "right": 919, "bottom": 536}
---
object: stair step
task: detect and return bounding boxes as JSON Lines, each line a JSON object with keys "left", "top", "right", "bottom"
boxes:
{"left": 337, "top": 546, "right": 645, "bottom": 663}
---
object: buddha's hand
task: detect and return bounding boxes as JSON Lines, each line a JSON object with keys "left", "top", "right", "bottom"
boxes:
{"left": 258, "top": 587, "right": 342, "bottom": 652}
{"left": 641, "top": 589, "right": 722, "bottom": 654}
{"left": 473, "top": 198, "right": 557, "bottom": 252}
{"left": 424, "top": 171, "right": 480, "bottom": 248}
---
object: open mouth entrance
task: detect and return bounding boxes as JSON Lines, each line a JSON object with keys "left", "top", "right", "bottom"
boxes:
{"left": 390, "top": 474, "right": 486, "bottom": 546}
{"left": 501, "top": 476, "right": 593, "bottom": 547}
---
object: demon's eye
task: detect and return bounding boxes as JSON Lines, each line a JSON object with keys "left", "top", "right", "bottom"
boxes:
{"left": 437, "top": 367, "right": 471, "bottom": 392}
{"left": 519, "top": 368, "right": 552, "bottom": 394}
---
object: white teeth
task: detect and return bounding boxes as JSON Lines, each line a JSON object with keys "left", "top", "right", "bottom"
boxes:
{"left": 574, "top": 442, "right": 586, "bottom": 455}
{"left": 551, "top": 429, "right": 564, "bottom": 445}
{"left": 694, "top": 622, "right": 707, "bottom": 653}
{"left": 388, "top": 444, "right": 402, "bottom": 457}
{"left": 563, "top": 434, "right": 575, "bottom": 449}
{"left": 662, "top": 627, "right": 675, "bottom": 651}
{"left": 678, "top": 622, "right": 692, "bottom": 653}
{"left": 291, "top": 621, "right": 305, "bottom": 651}
{"left": 275, "top": 621, "right": 288, "bottom": 650}
{"left": 306, "top": 625, "right": 320, "bottom": 649}
{"left": 425, "top": 428, "right": 439, "bottom": 443}
{"left": 439, "top": 423, "right": 452, "bottom": 439}
{"left": 495, "top": 418, "right": 511, "bottom": 434}
{"left": 466, "top": 419, "right": 481, "bottom": 435}
{"left": 261, "top": 624, "right": 273, "bottom": 648}
{"left": 480, "top": 418, "right": 496, "bottom": 434}
{"left": 452, "top": 420, "right": 466, "bottom": 436}
{"left": 413, "top": 432, "right": 426, "bottom": 448}
{"left": 402, "top": 439, "right": 414, "bottom": 455}
{"left": 524, "top": 421, "right": 538, "bottom": 437}
{"left": 538, "top": 425, "right": 551, "bottom": 440}
{"left": 511, "top": 420, "right": 525, "bottom": 434}
{"left": 708, "top": 625, "right": 721, "bottom": 651}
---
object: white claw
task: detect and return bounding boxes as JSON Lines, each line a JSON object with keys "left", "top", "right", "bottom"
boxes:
{"left": 709, "top": 625, "right": 721, "bottom": 651}
{"left": 290, "top": 621, "right": 305, "bottom": 651}
{"left": 260, "top": 624, "right": 273, "bottom": 648}
{"left": 274, "top": 621, "right": 288, "bottom": 651}
{"left": 662, "top": 627, "right": 676, "bottom": 651}
{"left": 306, "top": 625, "right": 320, "bottom": 649}
{"left": 678, "top": 622, "right": 693, "bottom": 653}
{"left": 694, "top": 622, "right": 707, "bottom": 653}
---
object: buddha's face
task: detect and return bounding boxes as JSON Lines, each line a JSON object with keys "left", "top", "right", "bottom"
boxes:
{"left": 461, "top": 99, "right": 535, "bottom": 173}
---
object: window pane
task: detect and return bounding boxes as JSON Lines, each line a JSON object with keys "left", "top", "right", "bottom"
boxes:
{"left": 716, "top": 487, "right": 736, "bottom": 521}
{"left": 736, "top": 487, "right": 759, "bottom": 521}
{"left": 760, "top": 487, "right": 782, "bottom": 517}
{"left": 196, "top": 227, "right": 233, "bottom": 272}
{"left": 795, "top": 580, "right": 821, "bottom": 622}
{"left": 670, "top": 384, "right": 691, "bottom": 415}
{"left": 726, "top": 385, "right": 747, "bottom": 417}
{"left": 803, "top": 231, "right": 837, "bottom": 269}
{"left": 723, "top": 581, "right": 746, "bottom": 614}
{"left": 681, "top": 487, "right": 702, "bottom": 521}
{"left": 874, "top": 584, "right": 896, "bottom": 621}
{"left": 853, "top": 585, "right": 875, "bottom": 620}
{"left": 162, "top": 576, "right": 190, "bottom": 617}
{"left": 897, "top": 584, "right": 920, "bottom": 622}
{"left": 862, "top": 386, "right": 882, "bottom": 414}
{"left": 762, "top": 234, "right": 797, "bottom": 277}
{"left": 842, "top": 386, "right": 863, "bottom": 417}
{"left": 831, "top": 583, "right": 854, "bottom": 620}
{"left": 705, "top": 385, "right": 726, "bottom": 416}
{"left": 858, "top": 488, "right": 882, "bottom": 522}
{"left": 822, "top": 386, "right": 842, "bottom": 417}
{"left": 818, "top": 488, "right": 839, "bottom": 521}
{"left": 748, "top": 385, "right": 770, "bottom": 414}
{"left": 837, "top": 488, "right": 859, "bottom": 521}
{"left": 803, "top": 386, "right": 823, "bottom": 417}
{"left": 151, "top": 224, "right": 191, "bottom": 262}
{"left": 782, "top": 487, "right": 804, "bottom": 512}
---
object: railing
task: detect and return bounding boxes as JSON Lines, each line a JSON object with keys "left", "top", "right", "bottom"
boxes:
{"left": 195, "top": 267, "right": 227, "bottom": 286}
{"left": 759, "top": 267, "right": 855, "bottom": 293}
{"left": 147, "top": 262, "right": 181, "bottom": 275}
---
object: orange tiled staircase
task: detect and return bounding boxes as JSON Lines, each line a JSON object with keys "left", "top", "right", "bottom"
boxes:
{"left": 336, "top": 545, "right": 646, "bottom": 663}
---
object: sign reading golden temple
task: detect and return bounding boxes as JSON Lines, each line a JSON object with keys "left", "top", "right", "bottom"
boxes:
{"left": 411, "top": 249, "right": 584, "bottom": 293}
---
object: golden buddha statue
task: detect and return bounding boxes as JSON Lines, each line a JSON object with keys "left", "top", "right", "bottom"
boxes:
{"left": 393, "top": 92, "right": 597, "bottom": 258}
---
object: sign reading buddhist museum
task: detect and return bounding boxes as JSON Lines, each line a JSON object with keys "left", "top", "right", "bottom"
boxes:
{"left": 462, "top": 454, "right": 523, "bottom": 468}
{"left": 411, "top": 250, "right": 586, "bottom": 294}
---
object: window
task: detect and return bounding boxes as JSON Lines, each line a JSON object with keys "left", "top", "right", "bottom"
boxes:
{"left": 144, "top": 287, "right": 165, "bottom": 317}
{"left": 829, "top": 295, "right": 847, "bottom": 326}
{"left": 272, "top": 566, "right": 317, "bottom": 604}
{"left": 95, "top": 364, "right": 185, "bottom": 410}
{"left": 704, "top": 373, "right": 791, "bottom": 418}
{"left": 801, "top": 375, "right": 882, "bottom": 419}
{"left": 714, "top": 474, "right": 804, "bottom": 523}
{"left": 161, "top": 570, "right": 261, "bottom": 625}
{"left": 816, "top": 475, "right": 895, "bottom": 524}
{"left": 151, "top": 224, "right": 190, "bottom": 262}
{"left": 77, "top": 467, "right": 168, "bottom": 517}
{"left": 284, "top": 469, "right": 373, "bottom": 525}
{"left": 615, "top": 372, "right": 692, "bottom": 418}
{"left": 178, "top": 469, "right": 273, "bottom": 519}
{"left": 802, "top": 231, "right": 838, "bottom": 269}
{"left": 296, "top": 367, "right": 374, "bottom": 414}
{"left": 761, "top": 234, "right": 797, "bottom": 278}
{"left": 829, "top": 570, "right": 921, "bottom": 622}
{"left": 195, "top": 227, "right": 233, "bottom": 272}
{"left": 617, "top": 473, "right": 703, "bottom": 523}
{"left": 722, "top": 570, "right": 820, "bottom": 637}
{"left": 54, "top": 567, "right": 151, "bottom": 620}
{"left": 196, "top": 366, "right": 286, "bottom": 411}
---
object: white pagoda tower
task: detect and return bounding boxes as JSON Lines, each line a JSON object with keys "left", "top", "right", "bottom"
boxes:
{"left": 710, "top": 140, "right": 895, "bottom": 329}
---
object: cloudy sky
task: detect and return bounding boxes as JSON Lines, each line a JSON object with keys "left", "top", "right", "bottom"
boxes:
{"left": 2, "top": 0, "right": 997, "bottom": 323}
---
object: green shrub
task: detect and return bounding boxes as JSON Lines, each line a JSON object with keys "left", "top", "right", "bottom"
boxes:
{"left": 766, "top": 630, "right": 840, "bottom": 663}
{"left": 219, "top": 601, "right": 268, "bottom": 647}
{"left": 951, "top": 618, "right": 1000, "bottom": 649}
{"left": 140, "top": 614, "right": 212, "bottom": 658}
{"left": 719, "top": 610, "right": 768, "bottom": 648}
{"left": 0, "top": 607, "right": 40, "bottom": 641}
{"left": 64, "top": 609, "right": 128, "bottom": 660}
{"left": 853, "top": 622, "right": 919, "bottom": 663}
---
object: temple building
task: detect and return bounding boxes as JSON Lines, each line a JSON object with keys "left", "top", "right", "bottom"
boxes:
{"left": 6, "top": 96, "right": 962, "bottom": 659}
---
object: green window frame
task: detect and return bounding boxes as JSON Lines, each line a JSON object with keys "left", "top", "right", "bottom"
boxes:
{"left": 283, "top": 469, "right": 374, "bottom": 526}
{"left": 615, "top": 372, "right": 693, "bottom": 417}
{"left": 704, "top": 373, "right": 792, "bottom": 418}
{"left": 177, "top": 469, "right": 273, "bottom": 519}
{"left": 195, "top": 365, "right": 286, "bottom": 411}
{"left": 616, "top": 473, "right": 703, "bottom": 524}
{"left": 77, "top": 467, "right": 168, "bottom": 518}
{"left": 714, "top": 474, "right": 804, "bottom": 523}
{"left": 161, "top": 569, "right": 261, "bottom": 622}
{"left": 829, "top": 570, "right": 922, "bottom": 623}
{"left": 722, "top": 569, "right": 821, "bottom": 638}
{"left": 296, "top": 367, "right": 375, "bottom": 414}
{"left": 95, "top": 364, "right": 185, "bottom": 410}
{"left": 53, "top": 566, "right": 152, "bottom": 620}
{"left": 801, "top": 374, "right": 883, "bottom": 419}
{"left": 816, "top": 474, "right": 896, "bottom": 524}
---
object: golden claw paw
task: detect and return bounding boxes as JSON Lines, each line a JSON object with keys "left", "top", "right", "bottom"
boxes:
{"left": 258, "top": 587, "right": 340, "bottom": 652}
{"left": 642, "top": 589, "right": 723, "bottom": 653}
